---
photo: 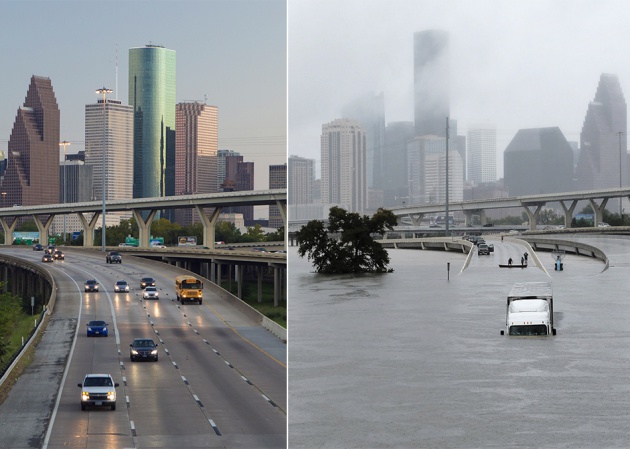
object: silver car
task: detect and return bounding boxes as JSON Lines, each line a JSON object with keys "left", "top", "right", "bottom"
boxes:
{"left": 142, "top": 286, "right": 159, "bottom": 300}
{"left": 114, "top": 280, "right": 130, "bottom": 293}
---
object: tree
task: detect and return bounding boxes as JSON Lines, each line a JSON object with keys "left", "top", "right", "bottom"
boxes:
{"left": 297, "top": 206, "right": 397, "bottom": 274}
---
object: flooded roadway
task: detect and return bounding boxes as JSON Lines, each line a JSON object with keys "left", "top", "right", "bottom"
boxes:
{"left": 289, "top": 236, "right": 630, "bottom": 448}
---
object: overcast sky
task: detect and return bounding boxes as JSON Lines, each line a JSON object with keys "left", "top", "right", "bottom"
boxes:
{"left": 288, "top": 0, "right": 630, "bottom": 178}
{"left": 0, "top": 0, "right": 286, "bottom": 217}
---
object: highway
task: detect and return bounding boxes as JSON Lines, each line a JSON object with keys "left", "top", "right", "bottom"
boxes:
{"left": 0, "top": 247, "right": 286, "bottom": 449}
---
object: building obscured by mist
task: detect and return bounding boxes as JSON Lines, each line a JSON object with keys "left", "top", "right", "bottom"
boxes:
{"left": 504, "top": 127, "right": 574, "bottom": 196}
{"left": 383, "top": 121, "right": 414, "bottom": 207}
{"left": 575, "top": 73, "right": 627, "bottom": 193}
{"left": 342, "top": 93, "right": 385, "bottom": 196}
{"left": 414, "top": 30, "right": 449, "bottom": 138}
{"left": 320, "top": 118, "right": 367, "bottom": 214}
{"left": 467, "top": 124, "right": 497, "bottom": 185}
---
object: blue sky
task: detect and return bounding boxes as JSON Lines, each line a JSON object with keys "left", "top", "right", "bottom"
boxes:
{"left": 0, "top": 0, "right": 286, "bottom": 213}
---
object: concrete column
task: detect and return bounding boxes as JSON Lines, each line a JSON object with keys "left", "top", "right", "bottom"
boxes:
{"left": 0, "top": 217, "right": 18, "bottom": 245}
{"left": 588, "top": 198, "right": 609, "bottom": 226}
{"left": 559, "top": 199, "right": 579, "bottom": 228}
{"left": 237, "top": 265, "right": 242, "bottom": 299}
{"left": 273, "top": 265, "right": 280, "bottom": 307}
{"left": 194, "top": 206, "right": 222, "bottom": 249}
{"left": 77, "top": 212, "right": 101, "bottom": 247}
{"left": 32, "top": 214, "right": 55, "bottom": 245}
{"left": 132, "top": 209, "right": 158, "bottom": 248}
{"left": 257, "top": 266, "right": 263, "bottom": 304}
{"left": 216, "top": 263, "right": 222, "bottom": 287}
{"left": 522, "top": 203, "right": 545, "bottom": 231}
{"left": 210, "top": 261, "right": 216, "bottom": 283}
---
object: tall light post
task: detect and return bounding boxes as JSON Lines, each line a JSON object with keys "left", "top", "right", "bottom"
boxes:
{"left": 96, "top": 87, "right": 113, "bottom": 251}
{"left": 59, "top": 141, "right": 71, "bottom": 242}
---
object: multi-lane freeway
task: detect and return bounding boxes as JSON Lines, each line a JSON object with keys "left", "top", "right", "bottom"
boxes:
{"left": 0, "top": 247, "right": 286, "bottom": 449}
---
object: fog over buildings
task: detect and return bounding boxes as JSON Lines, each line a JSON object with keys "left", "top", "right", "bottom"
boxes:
{"left": 289, "top": 0, "right": 630, "bottom": 217}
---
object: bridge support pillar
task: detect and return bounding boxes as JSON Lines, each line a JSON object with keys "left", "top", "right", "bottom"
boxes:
{"left": 216, "top": 262, "right": 222, "bottom": 287}
{"left": 523, "top": 203, "right": 545, "bottom": 231}
{"left": 559, "top": 200, "right": 579, "bottom": 228}
{"left": 77, "top": 212, "right": 101, "bottom": 247}
{"left": 194, "top": 206, "right": 221, "bottom": 249}
{"left": 272, "top": 264, "right": 281, "bottom": 307}
{"left": 210, "top": 261, "right": 216, "bottom": 283}
{"left": 32, "top": 214, "right": 55, "bottom": 244}
{"left": 133, "top": 210, "right": 158, "bottom": 248}
{"left": 589, "top": 198, "right": 609, "bottom": 226}
{"left": 0, "top": 217, "right": 18, "bottom": 245}
{"left": 237, "top": 265, "right": 243, "bottom": 299}
{"left": 257, "top": 266, "right": 263, "bottom": 304}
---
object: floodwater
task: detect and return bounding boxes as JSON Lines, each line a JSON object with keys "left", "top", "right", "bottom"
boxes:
{"left": 288, "top": 238, "right": 630, "bottom": 448}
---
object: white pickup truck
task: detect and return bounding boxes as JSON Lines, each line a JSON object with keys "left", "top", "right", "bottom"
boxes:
{"left": 500, "top": 282, "right": 556, "bottom": 336}
{"left": 78, "top": 373, "right": 119, "bottom": 410}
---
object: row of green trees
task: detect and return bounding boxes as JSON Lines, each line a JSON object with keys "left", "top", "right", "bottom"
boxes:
{"left": 10, "top": 218, "right": 284, "bottom": 246}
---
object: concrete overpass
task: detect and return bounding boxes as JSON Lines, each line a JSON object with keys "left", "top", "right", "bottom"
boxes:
{"left": 0, "top": 189, "right": 286, "bottom": 249}
{"left": 390, "top": 187, "right": 630, "bottom": 230}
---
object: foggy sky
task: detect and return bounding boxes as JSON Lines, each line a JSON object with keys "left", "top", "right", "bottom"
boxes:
{"left": 0, "top": 1, "right": 286, "bottom": 211}
{"left": 288, "top": 0, "right": 630, "bottom": 178}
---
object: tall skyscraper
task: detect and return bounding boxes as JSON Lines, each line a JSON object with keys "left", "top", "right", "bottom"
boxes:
{"left": 236, "top": 161, "right": 255, "bottom": 224}
{"left": 467, "top": 125, "right": 497, "bottom": 184}
{"left": 269, "top": 163, "right": 286, "bottom": 229}
{"left": 576, "top": 73, "right": 627, "bottom": 193}
{"left": 3, "top": 76, "right": 60, "bottom": 208}
{"left": 342, "top": 93, "right": 385, "bottom": 193}
{"left": 174, "top": 102, "right": 218, "bottom": 225}
{"left": 504, "top": 127, "right": 574, "bottom": 196}
{"left": 383, "top": 121, "right": 414, "bottom": 207}
{"left": 85, "top": 98, "right": 133, "bottom": 222}
{"left": 414, "top": 30, "right": 449, "bottom": 138}
{"left": 129, "top": 44, "right": 176, "bottom": 202}
{"left": 321, "top": 118, "right": 367, "bottom": 213}
{"left": 288, "top": 155, "right": 315, "bottom": 206}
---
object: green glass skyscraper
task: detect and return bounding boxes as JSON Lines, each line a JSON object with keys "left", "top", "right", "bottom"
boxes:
{"left": 129, "top": 44, "right": 176, "bottom": 200}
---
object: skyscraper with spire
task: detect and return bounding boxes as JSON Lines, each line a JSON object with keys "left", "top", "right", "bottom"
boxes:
{"left": 3, "top": 76, "right": 60, "bottom": 208}
{"left": 576, "top": 73, "right": 627, "bottom": 193}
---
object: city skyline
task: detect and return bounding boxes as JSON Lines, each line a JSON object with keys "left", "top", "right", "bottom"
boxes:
{"left": 0, "top": 1, "right": 286, "bottom": 214}
{"left": 289, "top": 0, "right": 630, "bottom": 179}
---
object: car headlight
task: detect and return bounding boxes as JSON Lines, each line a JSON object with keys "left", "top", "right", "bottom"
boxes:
{"left": 151, "top": 350, "right": 158, "bottom": 355}
{"left": 131, "top": 349, "right": 139, "bottom": 355}
{"left": 107, "top": 392, "right": 115, "bottom": 401}
{"left": 82, "top": 392, "right": 89, "bottom": 400}
{"left": 87, "top": 327, "right": 92, "bottom": 331}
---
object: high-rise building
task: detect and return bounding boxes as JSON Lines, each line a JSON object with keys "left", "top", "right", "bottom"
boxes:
{"left": 129, "top": 44, "right": 176, "bottom": 202}
{"left": 219, "top": 151, "right": 243, "bottom": 192}
{"left": 53, "top": 160, "right": 94, "bottom": 235}
{"left": 576, "top": 73, "right": 627, "bottom": 193}
{"left": 235, "top": 161, "right": 255, "bottom": 224}
{"left": 288, "top": 155, "right": 315, "bottom": 206}
{"left": 85, "top": 98, "right": 133, "bottom": 223}
{"left": 174, "top": 102, "right": 218, "bottom": 225}
{"left": 321, "top": 118, "right": 367, "bottom": 213}
{"left": 467, "top": 124, "right": 497, "bottom": 184}
{"left": 383, "top": 121, "right": 414, "bottom": 207}
{"left": 342, "top": 93, "right": 385, "bottom": 193}
{"left": 504, "top": 127, "right": 574, "bottom": 196}
{"left": 414, "top": 30, "right": 449, "bottom": 138}
{"left": 3, "top": 76, "right": 60, "bottom": 208}
{"left": 269, "top": 163, "right": 286, "bottom": 229}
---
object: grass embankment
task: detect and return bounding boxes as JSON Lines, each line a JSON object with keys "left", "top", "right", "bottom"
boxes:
{"left": 0, "top": 313, "right": 49, "bottom": 406}
{"left": 225, "top": 281, "right": 286, "bottom": 329}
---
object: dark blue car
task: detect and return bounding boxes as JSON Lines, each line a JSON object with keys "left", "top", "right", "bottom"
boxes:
{"left": 86, "top": 320, "right": 108, "bottom": 337}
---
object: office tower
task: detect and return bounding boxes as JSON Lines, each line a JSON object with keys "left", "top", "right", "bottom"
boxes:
{"left": 53, "top": 161, "right": 94, "bottom": 235}
{"left": 85, "top": 98, "right": 133, "bottom": 223}
{"left": 576, "top": 73, "right": 627, "bottom": 193}
{"left": 467, "top": 124, "right": 497, "bottom": 184}
{"left": 320, "top": 118, "right": 367, "bottom": 213}
{"left": 383, "top": 121, "right": 414, "bottom": 207}
{"left": 407, "top": 135, "right": 463, "bottom": 205}
{"left": 3, "top": 76, "right": 60, "bottom": 208}
{"left": 269, "top": 163, "right": 287, "bottom": 228}
{"left": 236, "top": 161, "right": 255, "bottom": 224}
{"left": 414, "top": 30, "right": 449, "bottom": 137}
{"left": 288, "top": 155, "right": 318, "bottom": 220}
{"left": 129, "top": 44, "right": 176, "bottom": 202}
{"left": 504, "top": 127, "right": 574, "bottom": 196}
{"left": 342, "top": 93, "right": 385, "bottom": 193}
{"left": 218, "top": 150, "right": 243, "bottom": 191}
{"left": 174, "top": 102, "right": 218, "bottom": 226}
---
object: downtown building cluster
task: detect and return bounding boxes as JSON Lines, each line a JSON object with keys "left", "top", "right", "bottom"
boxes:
{"left": 290, "top": 30, "right": 629, "bottom": 222}
{"left": 2, "top": 44, "right": 285, "bottom": 239}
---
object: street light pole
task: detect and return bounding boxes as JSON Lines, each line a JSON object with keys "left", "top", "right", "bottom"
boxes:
{"left": 96, "top": 87, "right": 113, "bottom": 252}
{"left": 59, "top": 141, "right": 70, "bottom": 243}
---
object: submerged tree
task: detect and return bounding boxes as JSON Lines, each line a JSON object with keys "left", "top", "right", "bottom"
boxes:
{"left": 297, "top": 206, "right": 397, "bottom": 274}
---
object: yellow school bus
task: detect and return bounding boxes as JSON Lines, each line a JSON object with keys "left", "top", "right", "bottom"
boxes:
{"left": 174, "top": 275, "right": 204, "bottom": 304}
